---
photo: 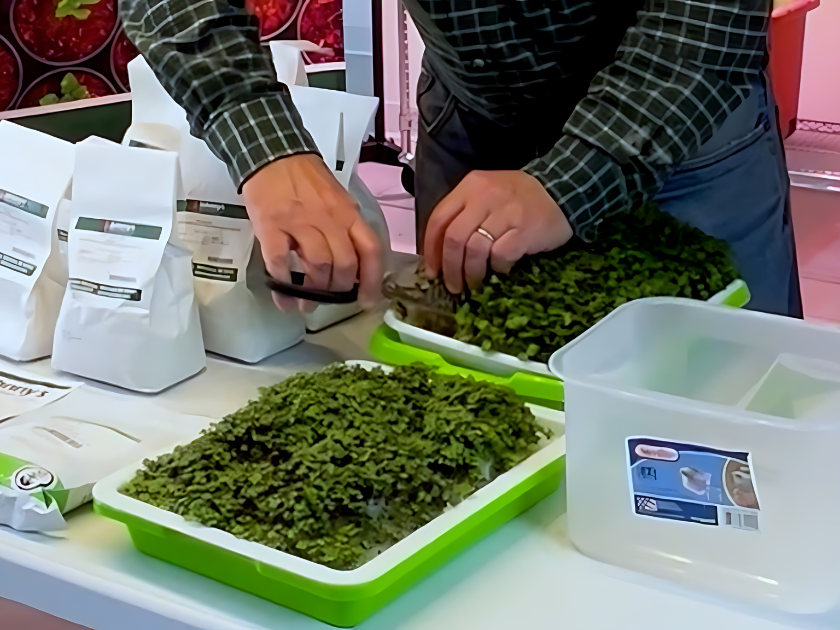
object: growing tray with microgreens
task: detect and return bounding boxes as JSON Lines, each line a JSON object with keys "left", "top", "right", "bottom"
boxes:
{"left": 93, "top": 362, "right": 566, "bottom": 627}
{"left": 383, "top": 204, "right": 749, "bottom": 379}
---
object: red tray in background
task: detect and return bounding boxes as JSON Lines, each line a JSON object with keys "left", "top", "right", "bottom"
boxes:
{"left": 769, "top": 0, "right": 821, "bottom": 139}
{"left": 0, "top": 0, "right": 344, "bottom": 114}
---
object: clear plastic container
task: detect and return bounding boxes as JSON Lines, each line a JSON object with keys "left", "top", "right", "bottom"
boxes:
{"left": 549, "top": 298, "right": 840, "bottom": 614}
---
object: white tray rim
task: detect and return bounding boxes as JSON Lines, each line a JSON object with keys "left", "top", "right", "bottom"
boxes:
{"left": 383, "top": 310, "right": 555, "bottom": 378}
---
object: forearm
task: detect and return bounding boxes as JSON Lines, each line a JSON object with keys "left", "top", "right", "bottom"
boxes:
{"left": 524, "top": 0, "right": 771, "bottom": 241}
{"left": 120, "top": 0, "right": 319, "bottom": 188}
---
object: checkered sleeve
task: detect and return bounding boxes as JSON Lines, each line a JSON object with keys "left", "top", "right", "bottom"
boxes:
{"left": 120, "top": 0, "right": 320, "bottom": 190}
{"left": 523, "top": 0, "right": 771, "bottom": 242}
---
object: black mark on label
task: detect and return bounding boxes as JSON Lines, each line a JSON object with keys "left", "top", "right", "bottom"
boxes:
{"left": 69, "top": 278, "right": 142, "bottom": 301}
{"left": 0, "top": 251, "right": 36, "bottom": 276}
{"left": 193, "top": 262, "right": 238, "bottom": 282}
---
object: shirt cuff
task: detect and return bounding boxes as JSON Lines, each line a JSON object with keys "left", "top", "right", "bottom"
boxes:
{"left": 203, "top": 92, "right": 321, "bottom": 192}
{"left": 523, "top": 135, "right": 636, "bottom": 243}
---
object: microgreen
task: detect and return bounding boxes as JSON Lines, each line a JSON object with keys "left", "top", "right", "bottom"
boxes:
{"left": 391, "top": 204, "right": 740, "bottom": 363}
{"left": 122, "top": 364, "right": 549, "bottom": 570}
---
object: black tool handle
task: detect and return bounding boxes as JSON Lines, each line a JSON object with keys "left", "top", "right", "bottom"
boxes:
{"left": 266, "top": 271, "right": 359, "bottom": 304}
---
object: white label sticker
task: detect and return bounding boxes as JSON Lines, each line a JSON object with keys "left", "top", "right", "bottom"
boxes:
{"left": 177, "top": 201, "right": 254, "bottom": 284}
{"left": 0, "top": 188, "right": 52, "bottom": 287}
{"left": 68, "top": 217, "right": 165, "bottom": 305}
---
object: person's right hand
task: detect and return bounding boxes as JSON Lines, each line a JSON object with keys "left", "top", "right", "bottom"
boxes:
{"left": 242, "top": 154, "right": 383, "bottom": 312}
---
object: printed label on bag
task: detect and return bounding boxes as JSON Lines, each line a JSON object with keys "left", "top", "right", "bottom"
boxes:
{"left": 177, "top": 201, "right": 253, "bottom": 283}
{"left": 0, "top": 367, "right": 81, "bottom": 422}
{"left": 0, "top": 188, "right": 51, "bottom": 282}
{"left": 69, "top": 216, "right": 165, "bottom": 305}
{"left": 627, "top": 438, "right": 760, "bottom": 531}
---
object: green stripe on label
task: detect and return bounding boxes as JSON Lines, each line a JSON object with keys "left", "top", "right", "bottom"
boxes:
{"left": 178, "top": 200, "right": 249, "bottom": 220}
{"left": 0, "top": 189, "right": 49, "bottom": 218}
{"left": 76, "top": 218, "right": 163, "bottom": 241}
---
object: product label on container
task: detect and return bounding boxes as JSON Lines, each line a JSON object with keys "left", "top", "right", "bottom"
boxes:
{"left": 177, "top": 201, "right": 253, "bottom": 284}
{"left": 627, "top": 438, "right": 760, "bottom": 532}
{"left": 0, "top": 188, "right": 51, "bottom": 284}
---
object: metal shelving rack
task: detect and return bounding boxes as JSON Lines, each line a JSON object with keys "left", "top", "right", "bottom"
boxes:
{"left": 345, "top": 0, "right": 415, "bottom": 190}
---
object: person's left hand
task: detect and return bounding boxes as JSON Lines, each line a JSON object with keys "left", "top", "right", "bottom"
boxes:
{"left": 424, "top": 170, "right": 574, "bottom": 293}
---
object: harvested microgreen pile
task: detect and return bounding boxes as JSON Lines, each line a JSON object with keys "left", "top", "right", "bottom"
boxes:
{"left": 389, "top": 204, "right": 740, "bottom": 362}
{"left": 122, "top": 364, "right": 549, "bottom": 570}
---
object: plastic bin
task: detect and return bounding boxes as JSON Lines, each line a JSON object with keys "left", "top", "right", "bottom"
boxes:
{"left": 769, "top": 0, "right": 821, "bottom": 139}
{"left": 549, "top": 299, "right": 840, "bottom": 614}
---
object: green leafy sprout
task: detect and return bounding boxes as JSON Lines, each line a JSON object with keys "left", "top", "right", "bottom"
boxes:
{"left": 39, "top": 73, "right": 91, "bottom": 106}
{"left": 54, "top": 0, "right": 102, "bottom": 20}
{"left": 393, "top": 204, "right": 739, "bottom": 363}
{"left": 122, "top": 364, "right": 550, "bottom": 571}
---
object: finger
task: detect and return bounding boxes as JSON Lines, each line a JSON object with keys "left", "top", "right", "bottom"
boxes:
{"left": 288, "top": 224, "right": 332, "bottom": 290}
{"left": 490, "top": 228, "right": 529, "bottom": 275}
{"left": 441, "top": 204, "right": 490, "bottom": 294}
{"left": 463, "top": 230, "right": 495, "bottom": 290}
{"left": 259, "top": 229, "right": 304, "bottom": 312}
{"left": 349, "top": 218, "right": 383, "bottom": 308}
{"left": 298, "top": 275, "right": 322, "bottom": 313}
{"left": 299, "top": 299, "right": 319, "bottom": 313}
{"left": 317, "top": 226, "right": 358, "bottom": 293}
{"left": 462, "top": 207, "right": 518, "bottom": 289}
{"left": 272, "top": 292, "right": 301, "bottom": 312}
{"left": 423, "top": 189, "right": 467, "bottom": 278}
{"left": 258, "top": 229, "right": 293, "bottom": 284}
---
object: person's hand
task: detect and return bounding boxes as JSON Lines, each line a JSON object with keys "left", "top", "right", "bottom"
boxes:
{"left": 423, "top": 170, "right": 574, "bottom": 294}
{"left": 242, "top": 154, "right": 383, "bottom": 312}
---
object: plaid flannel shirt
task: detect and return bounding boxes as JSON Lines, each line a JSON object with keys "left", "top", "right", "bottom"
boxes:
{"left": 120, "top": 0, "right": 771, "bottom": 240}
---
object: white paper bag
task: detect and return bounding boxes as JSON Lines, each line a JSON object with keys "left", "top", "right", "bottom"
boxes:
{"left": 0, "top": 358, "right": 80, "bottom": 422}
{"left": 0, "top": 387, "right": 212, "bottom": 531}
{"left": 301, "top": 173, "right": 393, "bottom": 331}
{"left": 268, "top": 43, "right": 391, "bottom": 329}
{"left": 123, "top": 64, "right": 307, "bottom": 362}
{"left": 286, "top": 85, "right": 390, "bottom": 330}
{"left": 127, "top": 56, "right": 392, "bottom": 333}
{"left": 0, "top": 122, "right": 75, "bottom": 361}
{"left": 269, "top": 40, "right": 325, "bottom": 89}
{"left": 48, "top": 197, "right": 72, "bottom": 288}
{"left": 174, "top": 200, "right": 306, "bottom": 362}
{"left": 51, "top": 139, "right": 206, "bottom": 392}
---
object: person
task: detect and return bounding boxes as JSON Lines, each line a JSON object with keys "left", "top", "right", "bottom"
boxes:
{"left": 121, "top": 0, "right": 801, "bottom": 317}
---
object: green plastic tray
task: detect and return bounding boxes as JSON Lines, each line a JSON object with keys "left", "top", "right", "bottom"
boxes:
{"left": 370, "top": 280, "right": 751, "bottom": 408}
{"left": 370, "top": 324, "right": 565, "bottom": 409}
{"left": 93, "top": 404, "right": 566, "bottom": 628}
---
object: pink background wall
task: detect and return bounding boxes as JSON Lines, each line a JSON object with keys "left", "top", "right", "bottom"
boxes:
{"left": 798, "top": 0, "right": 840, "bottom": 123}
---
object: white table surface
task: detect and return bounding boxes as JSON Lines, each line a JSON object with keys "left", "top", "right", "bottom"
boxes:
{"left": 1, "top": 310, "right": 838, "bottom": 630}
